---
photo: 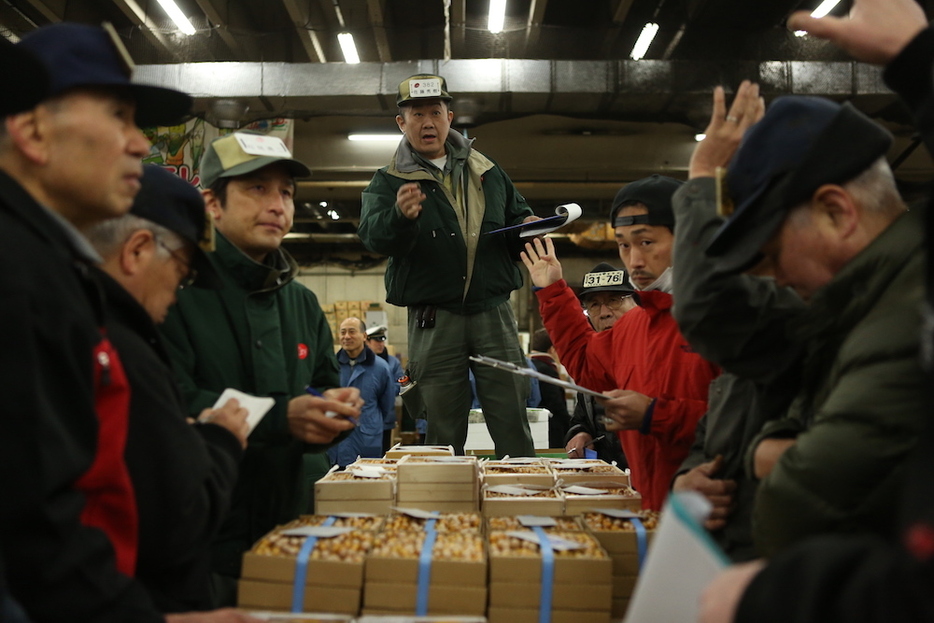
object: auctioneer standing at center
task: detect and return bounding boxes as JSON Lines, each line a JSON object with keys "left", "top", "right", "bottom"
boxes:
{"left": 358, "top": 74, "right": 537, "bottom": 457}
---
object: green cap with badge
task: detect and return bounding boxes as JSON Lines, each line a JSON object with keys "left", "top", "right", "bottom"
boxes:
{"left": 199, "top": 131, "right": 311, "bottom": 188}
{"left": 396, "top": 74, "right": 453, "bottom": 106}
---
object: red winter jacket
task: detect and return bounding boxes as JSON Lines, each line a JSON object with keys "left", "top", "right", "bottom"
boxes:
{"left": 537, "top": 280, "right": 718, "bottom": 510}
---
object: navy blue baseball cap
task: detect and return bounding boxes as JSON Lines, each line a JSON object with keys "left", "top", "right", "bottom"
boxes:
{"left": 610, "top": 175, "right": 683, "bottom": 230}
{"left": 131, "top": 165, "right": 221, "bottom": 289}
{"left": 17, "top": 23, "right": 192, "bottom": 127}
{"left": 706, "top": 96, "right": 893, "bottom": 272}
{"left": 0, "top": 38, "right": 49, "bottom": 116}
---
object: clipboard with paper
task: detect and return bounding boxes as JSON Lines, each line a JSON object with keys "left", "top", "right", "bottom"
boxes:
{"left": 469, "top": 354, "right": 605, "bottom": 400}
{"left": 485, "top": 203, "right": 583, "bottom": 238}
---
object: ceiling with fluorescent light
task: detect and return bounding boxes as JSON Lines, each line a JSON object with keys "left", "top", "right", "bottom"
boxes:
{"left": 3, "top": 0, "right": 933, "bottom": 261}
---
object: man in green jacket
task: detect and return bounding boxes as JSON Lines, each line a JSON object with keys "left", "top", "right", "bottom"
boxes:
{"left": 160, "top": 133, "right": 360, "bottom": 603}
{"left": 701, "top": 92, "right": 928, "bottom": 557}
{"left": 358, "top": 74, "right": 537, "bottom": 457}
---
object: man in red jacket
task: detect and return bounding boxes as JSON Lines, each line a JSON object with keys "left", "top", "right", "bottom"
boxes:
{"left": 522, "top": 175, "right": 719, "bottom": 510}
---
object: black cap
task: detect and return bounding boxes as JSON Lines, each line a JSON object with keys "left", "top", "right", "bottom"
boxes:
{"left": 707, "top": 96, "right": 893, "bottom": 272}
{"left": 17, "top": 23, "right": 191, "bottom": 126}
{"left": 610, "top": 175, "right": 683, "bottom": 229}
{"left": 579, "top": 262, "right": 635, "bottom": 299}
{"left": 131, "top": 165, "right": 221, "bottom": 289}
{"left": 0, "top": 39, "right": 49, "bottom": 116}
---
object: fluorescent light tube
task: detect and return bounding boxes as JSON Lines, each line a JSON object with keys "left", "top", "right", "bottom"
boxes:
{"left": 338, "top": 32, "right": 360, "bottom": 64}
{"left": 810, "top": 0, "right": 841, "bottom": 19}
{"left": 155, "top": 0, "right": 196, "bottom": 35}
{"left": 488, "top": 0, "right": 506, "bottom": 34}
{"left": 347, "top": 134, "right": 401, "bottom": 142}
{"left": 631, "top": 23, "right": 659, "bottom": 60}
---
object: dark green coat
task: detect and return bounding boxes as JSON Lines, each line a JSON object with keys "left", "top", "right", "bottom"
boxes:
{"left": 160, "top": 233, "right": 339, "bottom": 577}
{"left": 358, "top": 134, "right": 532, "bottom": 314}
{"left": 750, "top": 204, "right": 927, "bottom": 555}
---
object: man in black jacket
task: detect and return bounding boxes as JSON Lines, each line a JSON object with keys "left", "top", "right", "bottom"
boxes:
{"left": 86, "top": 165, "right": 251, "bottom": 612}
{"left": 0, "top": 23, "right": 259, "bottom": 623}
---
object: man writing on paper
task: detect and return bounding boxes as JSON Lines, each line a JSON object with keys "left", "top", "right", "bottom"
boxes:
{"left": 359, "top": 73, "right": 537, "bottom": 457}
{"left": 522, "top": 176, "right": 719, "bottom": 510}
{"left": 86, "top": 165, "right": 253, "bottom": 612}
{"left": 160, "top": 133, "right": 360, "bottom": 602}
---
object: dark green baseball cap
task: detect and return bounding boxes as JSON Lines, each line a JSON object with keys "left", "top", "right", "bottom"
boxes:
{"left": 200, "top": 131, "right": 311, "bottom": 188}
{"left": 396, "top": 74, "right": 453, "bottom": 106}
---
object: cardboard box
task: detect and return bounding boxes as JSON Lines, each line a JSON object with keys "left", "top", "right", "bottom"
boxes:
{"left": 243, "top": 613, "right": 351, "bottom": 623}
{"left": 489, "top": 581, "right": 611, "bottom": 609}
{"left": 610, "top": 552, "right": 642, "bottom": 576}
{"left": 612, "top": 574, "right": 638, "bottom": 597}
{"left": 482, "top": 494, "right": 564, "bottom": 517}
{"left": 334, "top": 301, "right": 348, "bottom": 311}
{"left": 315, "top": 500, "right": 394, "bottom": 515}
{"left": 385, "top": 444, "right": 455, "bottom": 459}
{"left": 481, "top": 460, "right": 555, "bottom": 487}
{"left": 396, "top": 455, "right": 479, "bottom": 484}
{"left": 548, "top": 460, "right": 629, "bottom": 486}
{"left": 391, "top": 500, "right": 480, "bottom": 513}
{"left": 561, "top": 482, "right": 641, "bottom": 515}
{"left": 396, "top": 482, "right": 478, "bottom": 502}
{"left": 242, "top": 553, "right": 363, "bottom": 587}
{"left": 238, "top": 579, "right": 361, "bottom": 614}
{"left": 612, "top": 597, "right": 631, "bottom": 619}
{"left": 314, "top": 472, "right": 395, "bottom": 501}
{"left": 487, "top": 606, "right": 610, "bottom": 623}
{"left": 363, "top": 583, "right": 487, "bottom": 615}
{"left": 366, "top": 556, "right": 486, "bottom": 586}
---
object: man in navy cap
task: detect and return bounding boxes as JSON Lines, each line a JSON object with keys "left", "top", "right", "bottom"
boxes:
{"left": 699, "top": 1, "right": 934, "bottom": 621}
{"left": 522, "top": 175, "right": 719, "bottom": 511}
{"left": 86, "top": 165, "right": 252, "bottom": 612}
{"left": 700, "top": 90, "right": 926, "bottom": 558}
{"left": 0, "top": 21, "right": 259, "bottom": 623}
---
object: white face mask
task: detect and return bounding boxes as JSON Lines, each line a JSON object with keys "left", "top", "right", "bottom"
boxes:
{"left": 635, "top": 266, "right": 673, "bottom": 294}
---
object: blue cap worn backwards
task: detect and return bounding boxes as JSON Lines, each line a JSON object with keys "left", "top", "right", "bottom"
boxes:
{"left": 706, "top": 96, "right": 893, "bottom": 272}
{"left": 17, "top": 23, "right": 191, "bottom": 127}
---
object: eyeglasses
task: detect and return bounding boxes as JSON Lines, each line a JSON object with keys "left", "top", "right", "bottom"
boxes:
{"left": 584, "top": 295, "right": 632, "bottom": 315}
{"left": 157, "top": 240, "right": 197, "bottom": 290}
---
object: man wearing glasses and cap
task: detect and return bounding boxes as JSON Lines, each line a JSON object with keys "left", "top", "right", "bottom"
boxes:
{"left": 359, "top": 74, "right": 537, "bottom": 457}
{"left": 564, "top": 262, "right": 636, "bottom": 464}
{"left": 365, "top": 325, "right": 405, "bottom": 452}
{"left": 86, "top": 165, "right": 253, "bottom": 612}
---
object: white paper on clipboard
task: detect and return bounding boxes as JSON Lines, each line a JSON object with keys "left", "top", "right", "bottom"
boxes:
{"left": 624, "top": 492, "right": 730, "bottom": 623}
{"left": 468, "top": 354, "right": 605, "bottom": 400}
{"left": 485, "top": 203, "right": 583, "bottom": 238}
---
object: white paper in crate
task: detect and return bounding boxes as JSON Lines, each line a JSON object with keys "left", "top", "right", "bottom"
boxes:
{"left": 624, "top": 492, "right": 730, "bottom": 623}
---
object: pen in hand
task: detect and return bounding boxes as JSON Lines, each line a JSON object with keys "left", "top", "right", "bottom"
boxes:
{"left": 305, "top": 386, "right": 340, "bottom": 418}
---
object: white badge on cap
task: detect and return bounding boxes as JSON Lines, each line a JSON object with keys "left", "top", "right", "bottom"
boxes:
{"left": 583, "top": 271, "right": 626, "bottom": 288}
{"left": 234, "top": 133, "right": 294, "bottom": 158}
{"left": 408, "top": 77, "right": 443, "bottom": 99}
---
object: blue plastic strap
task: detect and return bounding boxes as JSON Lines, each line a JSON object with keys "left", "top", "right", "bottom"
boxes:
{"left": 291, "top": 516, "right": 337, "bottom": 613}
{"left": 416, "top": 518, "right": 438, "bottom": 615}
{"left": 532, "top": 526, "right": 554, "bottom": 623}
{"left": 631, "top": 517, "right": 647, "bottom": 570}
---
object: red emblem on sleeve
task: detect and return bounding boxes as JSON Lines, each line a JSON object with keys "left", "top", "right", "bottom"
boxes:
{"left": 297, "top": 343, "right": 309, "bottom": 359}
